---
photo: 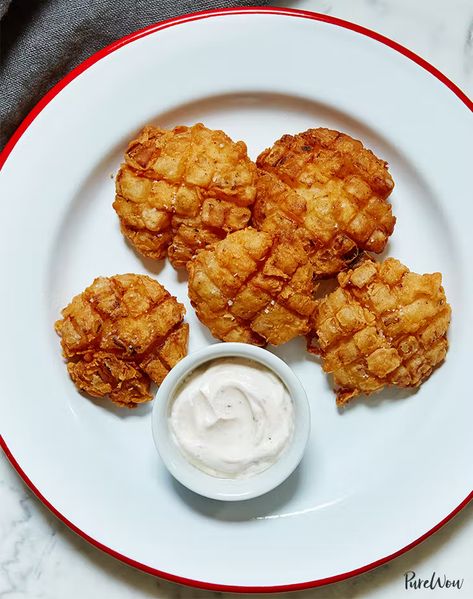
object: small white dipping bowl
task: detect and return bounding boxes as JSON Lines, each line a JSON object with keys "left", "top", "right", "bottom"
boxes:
{"left": 151, "top": 342, "right": 310, "bottom": 501}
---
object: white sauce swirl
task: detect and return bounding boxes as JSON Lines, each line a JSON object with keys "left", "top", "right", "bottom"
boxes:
{"left": 169, "top": 357, "right": 294, "bottom": 478}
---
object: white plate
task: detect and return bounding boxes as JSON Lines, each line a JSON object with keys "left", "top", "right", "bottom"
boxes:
{"left": 1, "top": 7, "right": 472, "bottom": 592}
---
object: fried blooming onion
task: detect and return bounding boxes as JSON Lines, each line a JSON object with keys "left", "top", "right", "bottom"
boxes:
{"left": 254, "top": 128, "right": 396, "bottom": 277}
{"left": 55, "top": 274, "right": 188, "bottom": 407}
{"left": 309, "top": 258, "right": 451, "bottom": 406}
{"left": 187, "top": 227, "right": 318, "bottom": 346}
{"left": 114, "top": 123, "right": 257, "bottom": 269}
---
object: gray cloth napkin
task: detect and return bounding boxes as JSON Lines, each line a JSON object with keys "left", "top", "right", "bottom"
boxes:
{"left": 0, "top": 0, "right": 270, "bottom": 149}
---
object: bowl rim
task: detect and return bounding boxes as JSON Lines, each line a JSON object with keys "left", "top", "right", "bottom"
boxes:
{"left": 151, "top": 342, "right": 311, "bottom": 501}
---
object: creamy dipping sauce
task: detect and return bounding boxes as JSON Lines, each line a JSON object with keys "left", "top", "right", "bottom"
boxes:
{"left": 169, "top": 357, "right": 294, "bottom": 479}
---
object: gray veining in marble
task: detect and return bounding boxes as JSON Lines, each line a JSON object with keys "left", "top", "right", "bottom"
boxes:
{"left": 465, "top": 19, "right": 473, "bottom": 74}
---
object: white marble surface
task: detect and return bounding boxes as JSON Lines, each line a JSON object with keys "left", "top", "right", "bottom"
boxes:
{"left": 1, "top": 1, "right": 472, "bottom": 597}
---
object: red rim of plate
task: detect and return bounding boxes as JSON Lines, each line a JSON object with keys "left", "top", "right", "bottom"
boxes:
{"left": 0, "top": 6, "right": 472, "bottom": 592}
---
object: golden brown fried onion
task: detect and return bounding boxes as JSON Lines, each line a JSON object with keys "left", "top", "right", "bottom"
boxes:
{"left": 187, "top": 228, "right": 318, "bottom": 346}
{"left": 254, "top": 128, "right": 396, "bottom": 277}
{"left": 114, "top": 123, "right": 257, "bottom": 269}
{"left": 55, "top": 274, "right": 188, "bottom": 407}
{"left": 309, "top": 258, "right": 451, "bottom": 405}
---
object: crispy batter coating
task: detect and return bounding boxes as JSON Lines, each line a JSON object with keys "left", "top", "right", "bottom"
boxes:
{"left": 114, "top": 123, "right": 257, "bottom": 269}
{"left": 254, "top": 128, "right": 396, "bottom": 277}
{"left": 187, "top": 228, "right": 318, "bottom": 346}
{"left": 55, "top": 274, "right": 188, "bottom": 408}
{"left": 309, "top": 258, "right": 451, "bottom": 405}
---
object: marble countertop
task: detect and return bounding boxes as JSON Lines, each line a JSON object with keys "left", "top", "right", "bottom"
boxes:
{"left": 1, "top": 1, "right": 472, "bottom": 597}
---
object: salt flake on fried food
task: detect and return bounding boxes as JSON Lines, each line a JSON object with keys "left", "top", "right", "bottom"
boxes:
{"left": 114, "top": 123, "right": 257, "bottom": 269}
{"left": 308, "top": 257, "right": 451, "bottom": 405}
{"left": 254, "top": 128, "right": 396, "bottom": 277}
{"left": 55, "top": 274, "right": 189, "bottom": 408}
{"left": 187, "top": 227, "right": 318, "bottom": 346}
